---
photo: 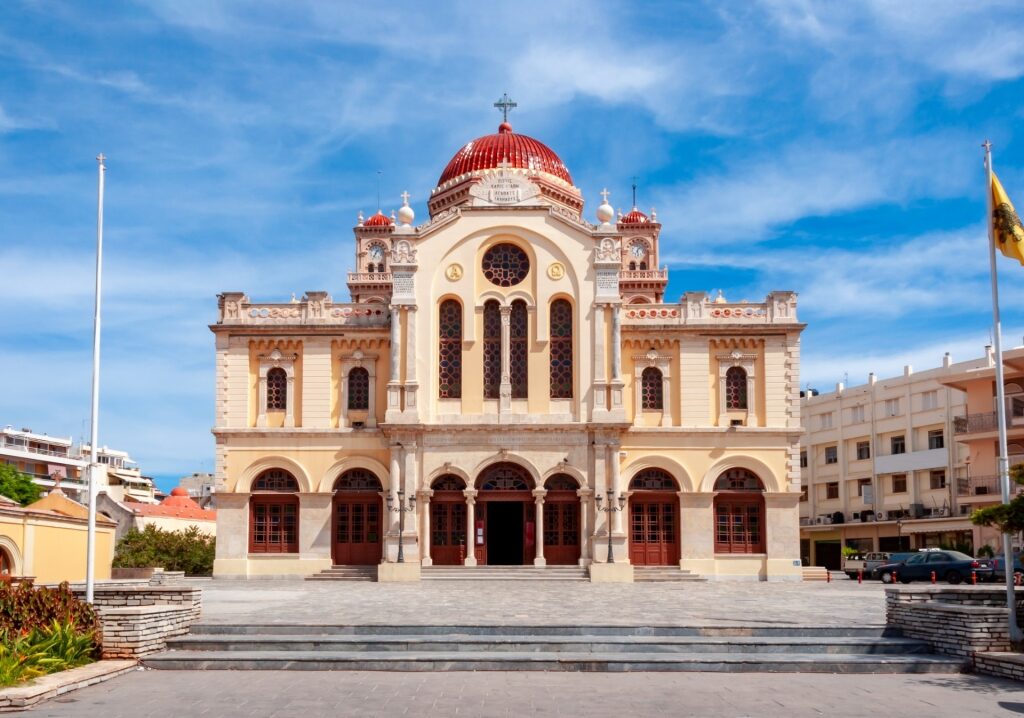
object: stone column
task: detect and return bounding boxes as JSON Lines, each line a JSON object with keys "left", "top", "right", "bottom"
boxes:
{"left": 387, "top": 305, "right": 402, "bottom": 416}
{"left": 533, "top": 489, "right": 546, "bottom": 566}
{"left": 499, "top": 305, "right": 512, "bottom": 412}
{"left": 577, "top": 488, "right": 593, "bottom": 564}
{"left": 419, "top": 489, "right": 433, "bottom": 566}
{"left": 609, "top": 442, "right": 623, "bottom": 535}
{"left": 256, "top": 372, "right": 268, "bottom": 427}
{"left": 661, "top": 370, "right": 672, "bottom": 428}
{"left": 386, "top": 445, "right": 402, "bottom": 561}
{"left": 463, "top": 489, "right": 478, "bottom": 566}
{"left": 298, "top": 493, "right": 333, "bottom": 563}
{"left": 212, "top": 493, "right": 250, "bottom": 578}
{"left": 611, "top": 305, "right": 622, "bottom": 382}
{"left": 593, "top": 304, "right": 607, "bottom": 411}
{"left": 403, "top": 441, "right": 419, "bottom": 561}
{"left": 404, "top": 306, "right": 418, "bottom": 415}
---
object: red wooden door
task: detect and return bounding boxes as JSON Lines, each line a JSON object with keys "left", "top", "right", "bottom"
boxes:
{"left": 430, "top": 498, "right": 467, "bottom": 565}
{"left": 333, "top": 494, "right": 383, "bottom": 565}
{"left": 543, "top": 496, "right": 580, "bottom": 565}
{"left": 629, "top": 496, "right": 679, "bottom": 566}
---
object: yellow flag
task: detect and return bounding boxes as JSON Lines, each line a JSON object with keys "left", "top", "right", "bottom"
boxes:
{"left": 992, "top": 171, "right": 1024, "bottom": 265}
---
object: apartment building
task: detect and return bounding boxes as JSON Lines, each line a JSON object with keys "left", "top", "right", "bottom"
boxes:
{"left": 0, "top": 426, "right": 155, "bottom": 505}
{"left": 799, "top": 352, "right": 997, "bottom": 570}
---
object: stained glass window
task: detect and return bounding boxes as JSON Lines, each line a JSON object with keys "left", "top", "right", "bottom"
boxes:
{"left": 253, "top": 469, "right": 298, "bottom": 492}
{"left": 431, "top": 474, "right": 466, "bottom": 492}
{"left": 511, "top": 300, "right": 528, "bottom": 398}
{"left": 726, "top": 366, "right": 748, "bottom": 410}
{"left": 266, "top": 367, "right": 287, "bottom": 411}
{"left": 544, "top": 474, "right": 578, "bottom": 491}
{"left": 347, "top": 367, "right": 369, "bottom": 411}
{"left": 483, "top": 300, "right": 501, "bottom": 399}
{"left": 641, "top": 367, "right": 663, "bottom": 411}
{"left": 549, "top": 299, "right": 573, "bottom": 399}
{"left": 481, "top": 244, "right": 530, "bottom": 287}
{"left": 479, "top": 463, "right": 532, "bottom": 491}
{"left": 334, "top": 469, "right": 383, "bottom": 492}
{"left": 629, "top": 468, "right": 677, "bottom": 491}
{"left": 438, "top": 299, "right": 462, "bottom": 399}
{"left": 713, "top": 468, "right": 764, "bottom": 492}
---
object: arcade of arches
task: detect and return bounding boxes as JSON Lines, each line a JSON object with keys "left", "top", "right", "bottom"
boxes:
{"left": 242, "top": 463, "right": 771, "bottom": 571}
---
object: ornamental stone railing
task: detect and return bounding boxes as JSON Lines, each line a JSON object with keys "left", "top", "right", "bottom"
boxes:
{"left": 347, "top": 272, "right": 394, "bottom": 283}
{"left": 217, "top": 292, "right": 390, "bottom": 327}
{"left": 620, "top": 268, "right": 668, "bottom": 281}
{"left": 620, "top": 291, "right": 799, "bottom": 326}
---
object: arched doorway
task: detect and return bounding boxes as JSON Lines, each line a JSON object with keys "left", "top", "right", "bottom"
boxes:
{"left": 249, "top": 469, "right": 300, "bottom": 554}
{"left": 476, "top": 463, "right": 534, "bottom": 565}
{"left": 543, "top": 474, "right": 581, "bottom": 565}
{"left": 430, "top": 475, "right": 467, "bottom": 566}
{"left": 332, "top": 469, "right": 384, "bottom": 565}
{"left": 628, "top": 468, "right": 680, "bottom": 566}
{"left": 713, "top": 468, "right": 766, "bottom": 554}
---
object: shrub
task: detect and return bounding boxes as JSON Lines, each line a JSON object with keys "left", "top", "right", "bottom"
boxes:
{"left": 113, "top": 525, "right": 215, "bottom": 576}
{"left": 0, "top": 581, "right": 98, "bottom": 641}
{"left": 0, "top": 621, "right": 96, "bottom": 687}
{"left": 0, "top": 465, "right": 41, "bottom": 506}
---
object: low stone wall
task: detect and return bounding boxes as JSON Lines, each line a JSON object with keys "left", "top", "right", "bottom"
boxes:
{"left": 975, "top": 652, "right": 1024, "bottom": 681}
{"left": 98, "top": 605, "right": 194, "bottom": 658}
{"left": 886, "top": 586, "right": 1024, "bottom": 676}
{"left": 70, "top": 586, "right": 202, "bottom": 623}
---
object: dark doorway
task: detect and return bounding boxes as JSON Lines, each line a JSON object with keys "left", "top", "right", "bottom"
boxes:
{"left": 815, "top": 540, "right": 842, "bottom": 571}
{"left": 486, "top": 502, "right": 524, "bottom": 565}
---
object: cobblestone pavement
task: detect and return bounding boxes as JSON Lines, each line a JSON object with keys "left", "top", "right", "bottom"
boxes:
{"left": 189, "top": 577, "right": 889, "bottom": 626}
{"left": 32, "top": 668, "right": 1024, "bottom": 718}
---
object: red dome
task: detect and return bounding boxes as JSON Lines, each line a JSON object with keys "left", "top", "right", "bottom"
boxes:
{"left": 620, "top": 208, "right": 649, "bottom": 224}
{"left": 363, "top": 210, "right": 393, "bottom": 227}
{"left": 170, "top": 487, "right": 189, "bottom": 497}
{"left": 438, "top": 122, "right": 573, "bottom": 186}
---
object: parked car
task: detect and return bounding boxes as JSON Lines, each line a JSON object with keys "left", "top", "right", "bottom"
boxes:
{"left": 874, "top": 550, "right": 994, "bottom": 585}
{"left": 843, "top": 552, "right": 894, "bottom": 580}
{"left": 867, "top": 552, "right": 915, "bottom": 580}
{"left": 991, "top": 554, "right": 1024, "bottom": 583}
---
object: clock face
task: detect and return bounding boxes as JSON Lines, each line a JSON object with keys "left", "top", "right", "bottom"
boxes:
{"left": 368, "top": 245, "right": 384, "bottom": 262}
{"left": 630, "top": 242, "right": 646, "bottom": 259}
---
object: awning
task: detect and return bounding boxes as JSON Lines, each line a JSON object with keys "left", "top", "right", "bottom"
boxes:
{"left": 900, "top": 518, "right": 974, "bottom": 534}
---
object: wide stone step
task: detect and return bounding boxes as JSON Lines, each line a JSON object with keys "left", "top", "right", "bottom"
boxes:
{"left": 143, "top": 649, "right": 963, "bottom": 673}
{"left": 164, "top": 633, "right": 933, "bottom": 655}
{"left": 422, "top": 567, "right": 588, "bottom": 581}
{"left": 305, "top": 566, "right": 378, "bottom": 582}
{"left": 186, "top": 623, "right": 896, "bottom": 638}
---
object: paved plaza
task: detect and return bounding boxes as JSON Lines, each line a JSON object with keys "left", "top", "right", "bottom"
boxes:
{"left": 189, "top": 577, "right": 889, "bottom": 627}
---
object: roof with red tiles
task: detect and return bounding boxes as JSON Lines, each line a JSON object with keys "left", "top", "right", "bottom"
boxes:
{"left": 438, "top": 122, "right": 573, "bottom": 186}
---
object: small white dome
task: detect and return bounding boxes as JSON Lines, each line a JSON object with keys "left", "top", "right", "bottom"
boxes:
{"left": 596, "top": 201, "right": 614, "bottom": 224}
{"left": 397, "top": 204, "right": 415, "bottom": 226}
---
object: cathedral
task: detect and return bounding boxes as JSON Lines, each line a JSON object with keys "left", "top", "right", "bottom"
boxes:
{"left": 211, "top": 103, "right": 804, "bottom": 581}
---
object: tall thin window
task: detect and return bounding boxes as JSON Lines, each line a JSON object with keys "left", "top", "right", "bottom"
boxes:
{"left": 511, "top": 300, "right": 528, "bottom": 399}
{"left": 438, "top": 300, "right": 462, "bottom": 399}
{"left": 549, "top": 299, "right": 573, "bottom": 399}
{"left": 725, "top": 366, "right": 747, "bottom": 410}
{"left": 266, "top": 367, "right": 287, "bottom": 411}
{"left": 641, "top": 367, "right": 663, "bottom": 410}
{"left": 483, "top": 300, "right": 501, "bottom": 399}
{"left": 347, "top": 367, "right": 369, "bottom": 411}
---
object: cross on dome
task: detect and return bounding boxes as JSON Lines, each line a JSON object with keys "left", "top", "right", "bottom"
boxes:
{"left": 494, "top": 92, "right": 517, "bottom": 123}
{"left": 400, "top": 191, "right": 410, "bottom": 205}
{"left": 600, "top": 188, "right": 610, "bottom": 203}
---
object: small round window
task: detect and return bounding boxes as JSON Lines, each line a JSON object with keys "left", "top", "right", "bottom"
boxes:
{"left": 482, "top": 244, "right": 530, "bottom": 287}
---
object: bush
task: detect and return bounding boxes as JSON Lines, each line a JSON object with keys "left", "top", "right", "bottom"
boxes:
{"left": 0, "top": 465, "right": 41, "bottom": 506}
{"left": 0, "top": 581, "right": 98, "bottom": 641}
{"left": 113, "top": 525, "right": 215, "bottom": 576}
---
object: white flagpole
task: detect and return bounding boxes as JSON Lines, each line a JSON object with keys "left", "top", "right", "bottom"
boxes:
{"left": 86, "top": 154, "right": 105, "bottom": 604}
{"left": 984, "top": 140, "right": 1022, "bottom": 644}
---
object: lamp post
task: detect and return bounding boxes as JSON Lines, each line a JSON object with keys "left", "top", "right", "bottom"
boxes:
{"left": 387, "top": 488, "right": 416, "bottom": 563}
{"left": 897, "top": 518, "right": 905, "bottom": 551}
{"left": 594, "top": 488, "right": 626, "bottom": 564}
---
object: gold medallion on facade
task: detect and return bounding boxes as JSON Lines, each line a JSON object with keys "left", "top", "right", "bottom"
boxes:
{"left": 547, "top": 262, "right": 565, "bottom": 280}
{"left": 445, "top": 263, "right": 463, "bottom": 281}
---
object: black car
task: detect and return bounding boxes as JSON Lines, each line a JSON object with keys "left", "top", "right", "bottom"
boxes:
{"left": 875, "top": 550, "right": 994, "bottom": 584}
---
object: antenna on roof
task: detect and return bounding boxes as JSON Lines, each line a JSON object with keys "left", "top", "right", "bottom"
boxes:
{"left": 631, "top": 176, "right": 638, "bottom": 208}
{"left": 376, "top": 170, "right": 382, "bottom": 211}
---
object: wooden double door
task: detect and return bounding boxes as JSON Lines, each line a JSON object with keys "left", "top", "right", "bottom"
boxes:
{"left": 430, "top": 496, "right": 467, "bottom": 565}
{"left": 543, "top": 494, "right": 581, "bottom": 565}
{"left": 333, "top": 493, "right": 383, "bottom": 565}
{"left": 629, "top": 494, "right": 680, "bottom": 566}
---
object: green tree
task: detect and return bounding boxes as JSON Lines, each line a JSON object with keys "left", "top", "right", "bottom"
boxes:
{"left": 113, "top": 525, "right": 215, "bottom": 576}
{"left": 971, "top": 463, "right": 1024, "bottom": 535}
{"left": 0, "top": 465, "right": 41, "bottom": 506}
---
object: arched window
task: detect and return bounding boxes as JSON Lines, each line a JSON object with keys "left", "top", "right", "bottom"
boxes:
{"left": 549, "top": 299, "right": 573, "bottom": 399}
{"left": 483, "top": 300, "right": 501, "bottom": 399}
{"left": 544, "top": 474, "right": 578, "bottom": 491}
{"left": 478, "top": 463, "right": 533, "bottom": 491}
{"left": 511, "top": 300, "right": 528, "bottom": 398}
{"left": 629, "top": 468, "right": 678, "bottom": 491}
{"left": 726, "top": 366, "right": 748, "bottom": 410}
{"left": 334, "top": 468, "right": 383, "bottom": 492}
{"left": 378, "top": 259, "right": 386, "bottom": 272}
{"left": 250, "top": 469, "right": 299, "bottom": 553}
{"left": 438, "top": 300, "right": 462, "bottom": 399}
{"left": 347, "top": 368, "right": 370, "bottom": 411}
{"left": 641, "top": 367, "right": 663, "bottom": 411}
{"left": 639, "top": 262, "right": 647, "bottom": 271}
{"left": 367, "top": 263, "right": 376, "bottom": 273}
{"left": 431, "top": 474, "right": 466, "bottom": 492}
{"left": 713, "top": 468, "right": 765, "bottom": 554}
{"left": 266, "top": 367, "right": 287, "bottom": 411}
{"left": 629, "top": 261, "right": 636, "bottom": 271}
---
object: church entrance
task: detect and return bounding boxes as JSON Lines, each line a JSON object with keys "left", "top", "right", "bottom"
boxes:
{"left": 627, "top": 469, "right": 681, "bottom": 566}
{"left": 429, "top": 475, "right": 467, "bottom": 566}
{"left": 475, "top": 463, "right": 535, "bottom": 566}
{"left": 543, "top": 474, "right": 581, "bottom": 565}
{"left": 332, "top": 469, "right": 384, "bottom": 566}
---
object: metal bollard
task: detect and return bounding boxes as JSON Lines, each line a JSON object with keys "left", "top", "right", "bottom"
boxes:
{"left": 826, "top": 570, "right": 831, "bottom": 583}
{"left": 858, "top": 569, "right": 863, "bottom": 584}
{"left": 930, "top": 571, "right": 936, "bottom": 584}
{"left": 893, "top": 570, "right": 898, "bottom": 584}
{"left": 1016, "top": 573, "right": 1023, "bottom": 587}
{"left": 971, "top": 571, "right": 977, "bottom": 585}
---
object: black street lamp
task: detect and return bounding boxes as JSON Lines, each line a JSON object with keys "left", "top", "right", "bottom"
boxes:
{"left": 387, "top": 488, "right": 417, "bottom": 563}
{"left": 594, "top": 488, "right": 626, "bottom": 564}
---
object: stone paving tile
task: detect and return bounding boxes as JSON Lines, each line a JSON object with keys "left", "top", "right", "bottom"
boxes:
{"left": 188, "top": 577, "right": 889, "bottom": 626}
{"left": 28, "top": 669, "right": 1024, "bottom": 718}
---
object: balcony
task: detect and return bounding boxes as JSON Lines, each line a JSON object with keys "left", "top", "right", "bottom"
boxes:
{"left": 620, "top": 268, "right": 668, "bottom": 282}
{"left": 956, "top": 474, "right": 1024, "bottom": 497}
{"left": 953, "top": 412, "right": 998, "bottom": 435}
{"left": 347, "top": 272, "right": 393, "bottom": 283}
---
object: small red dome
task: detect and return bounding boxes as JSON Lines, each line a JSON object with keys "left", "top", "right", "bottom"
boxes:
{"left": 363, "top": 210, "right": 394, "bottom": 227}
{"left": 620, "top": 208, "right": 649, "bottom": 224}
{"left": 170, "top": 487, "right": 189, "bottom": 497}
{"left": 438, "top": 123, "right": 573, "bottom": 186}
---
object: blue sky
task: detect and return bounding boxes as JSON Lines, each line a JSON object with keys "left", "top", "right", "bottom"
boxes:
{"left": 3, "top": 1, "right": 1024, "bottom": 492}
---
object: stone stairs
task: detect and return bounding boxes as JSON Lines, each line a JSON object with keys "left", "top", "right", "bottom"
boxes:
{"left": 801, "top": 567, "right": 830, "bottom": 582}
{"left": 144, "top": 624, "right": 965, "bottom": 674}
{"left": 422, "top": 566, "right": 588, "bottom": 581}
{"left": 634, "top": 567, "right": 706, "bottom": 582}
{"left": 305, "top": 566, "right": 377, "bottom": 582}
